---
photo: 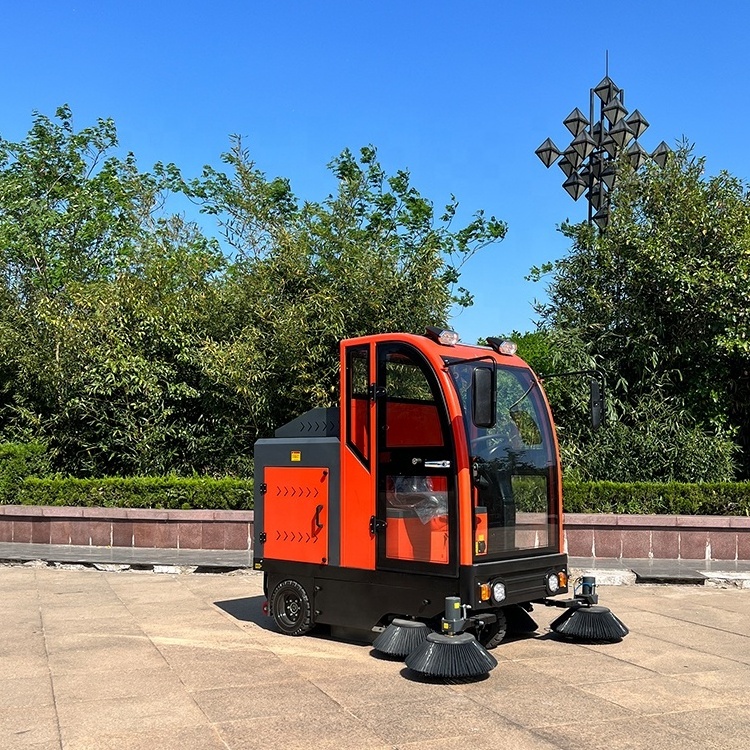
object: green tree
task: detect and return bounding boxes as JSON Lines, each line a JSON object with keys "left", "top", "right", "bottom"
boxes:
{"left": 0, "top": 105, "right": 159, "bottom": 299}
{"left": 531, "top": 145, "right": 748, "bottom": 480}
{"left": 0, "top": 107, "right": 242, "bottom": 476}
{"left": 0, "top": 110, "right": 507, "bottom": 476}
{"left": 1, "top": 218, "right": 234, "bottom": 477}
{"left": 178, "top": 141, "right": 508, "bottom": 438}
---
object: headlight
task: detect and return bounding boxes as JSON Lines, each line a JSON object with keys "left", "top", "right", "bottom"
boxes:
{"left": 546, "top": 572, "right": 560, "bottom": 594}
{"left": 491, "top": 581, "right": 506, "bottom": 603}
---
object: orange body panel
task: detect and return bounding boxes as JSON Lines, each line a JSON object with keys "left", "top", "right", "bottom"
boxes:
{"left": 339, "top": 444, "right": 376, "bottom": 569}
{"left": 385, "top": 510, "right": 449, "bottom": 564}
{"left": 263, "top": 466, "right": 329, "bottom": 565}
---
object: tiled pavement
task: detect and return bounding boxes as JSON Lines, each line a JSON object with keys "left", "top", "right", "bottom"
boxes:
{"left": 3, "top": 563, "right": 750, "bottom": 749}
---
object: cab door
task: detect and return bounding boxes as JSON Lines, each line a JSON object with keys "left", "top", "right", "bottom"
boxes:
{"left": 374, "top": 342, "right": 457, "bottom": 575}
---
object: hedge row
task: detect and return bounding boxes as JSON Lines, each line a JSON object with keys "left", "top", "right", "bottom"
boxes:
{"left": 2, "top": 445, "right": 749, "bottom": 515}
{"left": 0, "top": 442, "right": 52, "bottom": 504}
{"left": 15, "top": 477, "right": 254, "bottom": 511}
{"left": 563, "top": 481, "right": 750, "bottom": 516}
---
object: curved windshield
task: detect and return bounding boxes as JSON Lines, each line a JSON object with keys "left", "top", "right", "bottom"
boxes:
{"left": 449, "top": 362, "right": 559, "bottom": 559}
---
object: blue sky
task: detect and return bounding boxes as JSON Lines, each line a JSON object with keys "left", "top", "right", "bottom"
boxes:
{"left": 3, "top": 1, "right": 749, "bottom": 344}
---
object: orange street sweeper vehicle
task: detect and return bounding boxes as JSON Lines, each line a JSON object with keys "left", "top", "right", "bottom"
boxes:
{"left": 251, "top": 327, "right": 592, "bottom": 648}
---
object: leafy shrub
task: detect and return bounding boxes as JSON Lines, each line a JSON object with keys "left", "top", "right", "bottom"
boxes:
{"left": 564, "top": 481, "right": 750, "bottom": 516}
{"left": 0, "top": 442, "right": 52, "bottom": 503}
{"left": 561, "top": 395, "right": 738, "bottom": 484}
{"left": 15, "top": 476, "right": 253, "bottom": 510}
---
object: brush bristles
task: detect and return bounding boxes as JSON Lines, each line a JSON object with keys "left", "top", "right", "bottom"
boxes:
{"left": 405, "top": 632, "right": 498, "bottom": 678}
{"left": 372, "top": 619, "right": 430, "bottom": 658}
{"left": 551, "top": 605, "right": 629, "bottom": 643}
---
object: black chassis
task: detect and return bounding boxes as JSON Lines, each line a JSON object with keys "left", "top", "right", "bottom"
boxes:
{"left": 260, "top": 551, "right": 569, "bottom": 634}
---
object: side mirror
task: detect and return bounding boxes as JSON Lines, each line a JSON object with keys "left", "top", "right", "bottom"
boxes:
{"left": 472, "top": 366, "right": 496, "bottom": 428}
{"left": 589, "top": 377, "right": 604, "bottom": 430}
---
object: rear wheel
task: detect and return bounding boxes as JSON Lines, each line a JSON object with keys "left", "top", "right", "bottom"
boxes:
{"left": 270, "top": 580, "right": 313, "bottom": 636}
{"left": 477, "top": 608, "right": 507, "bottom": 649}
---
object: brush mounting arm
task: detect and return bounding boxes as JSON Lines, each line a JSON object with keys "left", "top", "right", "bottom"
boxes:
{"left": 540, "top": 591, "right": 599, "bottom": 609}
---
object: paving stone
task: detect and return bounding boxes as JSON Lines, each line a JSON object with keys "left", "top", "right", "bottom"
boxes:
{"left": 0, "top": 704, "right": 60, "bottom": 747}
{"left": 56, "top": 692, "right": 207, "bottom": 741}
{"left": 395, "top": 735, "right": 562, "bottom": 750}
{"left": 468, "top": 680, "right": 635, "bottom": 729}
{"left": 52, "top": 667, "right": 182, "bottom": 703}
{"left": 516, "top": 649, "right": 656, "bottom": 685}
{"left": 216, "top": 712, "right": 390, "bottom": 750}
{"left": 361, "top": 693, "right": 519, "bottom": 744}
{"left": 157, "top": 645, "right": 291, "bottom": 691}
{"left": 0, "top": 649, "right": 51, "bottom": 680}
{"left": 310, "top": 668, "right": 453, "bottom": 708}
{"left": 577, "top": 673, "right": 738, "bottom": 714}
{"left": 46, "top": 634, "right": 167, "bottom": 675}
{"left": 0, "top": 675, "right": 55, "bottom": 709}
{"left": 533, "top": 715, "right": 723, "bottom": 750}
{"left": 192, "top": 677, "right": 340, "bottom": 722}
{"left": 62, "top": 724, "right": 228, "bottom": 750}
{"left": 653, "top": 704, "right": 750, "bottom": 749}
{"left": 671, "top": 666, "right": 750, "bottom": 694}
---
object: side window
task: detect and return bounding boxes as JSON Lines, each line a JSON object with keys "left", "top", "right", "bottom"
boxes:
{"left": 346, "top": 346, "right": 370, "bottom": 464}
{"left": 385, "top": 356, "right": 435, "bottom": 401}
{"left": 384, "top": 351, "right": 444, "bottom": 449}
{"left": 497, "top": 371, "right": 543, "bottom": 448}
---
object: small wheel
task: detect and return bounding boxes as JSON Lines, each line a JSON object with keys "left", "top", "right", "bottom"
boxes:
{"left": 270, "top": 580, "right": 313, "bottom": 636}
{"left": 477, "top": 609, "right": 507, "bottom": 649}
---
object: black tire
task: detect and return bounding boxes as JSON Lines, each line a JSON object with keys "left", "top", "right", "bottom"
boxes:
{"left": 270, "top": 580, "right": 313, "bottom": 636}
{"left": 477, "top": 608, "right": 508, "bottom": 649}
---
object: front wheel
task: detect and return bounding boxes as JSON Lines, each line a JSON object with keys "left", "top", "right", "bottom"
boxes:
{"left": 270, "top": 580, "right": 313, "bottom": 636}
{"left": 477, "top": 609, "right": 507, "bottom": 649}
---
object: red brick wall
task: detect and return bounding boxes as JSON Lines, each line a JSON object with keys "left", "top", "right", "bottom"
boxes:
{"left": 0, "top": 506, "right": 253, "bottom": 551}
{"left": 564, "top": 513, "right": 750, "bottom": 560}
{"left": 2, "top": 506, "right": 749, "bottom": 559}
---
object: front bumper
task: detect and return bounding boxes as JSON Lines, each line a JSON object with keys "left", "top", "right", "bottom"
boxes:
{"left": 462, "top": 552, "right": 569, "bottom": 609}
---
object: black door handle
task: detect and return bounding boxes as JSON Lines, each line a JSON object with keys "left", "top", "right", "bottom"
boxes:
{"left": 314, "top": 504, "right": 324, "bottom": 529}
{"left": 369, "top": 515, "right": 387, "bottom": 534}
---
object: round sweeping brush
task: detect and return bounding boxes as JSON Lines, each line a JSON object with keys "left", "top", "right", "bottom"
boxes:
{"left": 405, "top": 632, "right": 498, "bottom": 678}
{"left": 372, "top": 619, "right": 430, "bottom": 659}
{"left": 550, "top": 605, "right": 629, "bottom": 643}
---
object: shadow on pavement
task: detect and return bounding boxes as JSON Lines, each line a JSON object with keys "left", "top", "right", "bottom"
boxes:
{"left": 214, "top": 595, "right": 277, "bottom": 632}
{"left": 215, "top": 594, "right": 375, "bottom": 645}
{"left": 400, "top": 667, "right": 490, "bottom": 684}
{"left": 214, "top": 596, "right": 554, "bottom": 651}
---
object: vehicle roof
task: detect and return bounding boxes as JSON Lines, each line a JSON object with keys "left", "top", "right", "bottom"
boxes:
{"left": 341, "top": 332, "right": 530, "bottom": 369}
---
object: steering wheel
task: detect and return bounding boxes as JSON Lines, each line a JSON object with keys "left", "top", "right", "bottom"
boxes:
{"left": 470, "top": 433, "right": 508, "bottom": 460}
